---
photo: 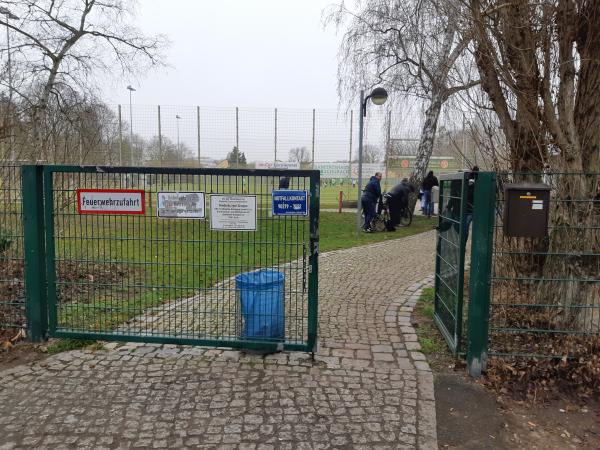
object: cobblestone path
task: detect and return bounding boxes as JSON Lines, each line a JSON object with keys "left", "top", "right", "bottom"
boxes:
{"left": 0, "top": 232, "right": 437, "bottom": 449}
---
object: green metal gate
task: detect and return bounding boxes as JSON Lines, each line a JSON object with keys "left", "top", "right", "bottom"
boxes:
{"left": 434, "top": 173, "right": 469, "bottom": 355}
{"left": 434, "top": 171, "right": 496, "bottom": 375}
{"left": 23, "top": 165, "right": 320, "bottom": 352}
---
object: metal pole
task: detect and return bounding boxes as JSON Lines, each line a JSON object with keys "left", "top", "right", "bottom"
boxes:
{"left": 118, "top": 105, "right": 123, "bottom": 166}
{"left": 462, "top": 115, "right": 467, "bottom": 169}
{"left": 79, "top": 127, "right": 83, "bottom": 165}
{"left": 197, "top": 106, "right": 201, "bottom": 167}
{"left": 176, "top": 116, "right": 180, "bottom": 155}
{"left": 274, "top": 107, "right": 278, "bottom": 164}
{"left": 356, "top": 90, "right": 365, "bottom": 233}
{"left": 128, "top": 90, "right": 133, "bottom": 166}
{"left": 235, "top": 106, "right": 239, "bottom": 167}
{"left": 6, "top": 15, "right": 13, "bottom": 161}
{"left": 349, "top": 110, "right": 353, "bottom": 179}
{"left": 311, "top": 108, "right": 315, "bottom": 168}
{"left": 385, "top": 110, "right": 391, "bottom": 183}
{"left": 158, "top": 105, "right": 162, "bottom": 167}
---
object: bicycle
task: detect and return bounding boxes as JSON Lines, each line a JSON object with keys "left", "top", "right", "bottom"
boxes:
{"left": 362, "top": 194, "right": 413, "bottom": 231}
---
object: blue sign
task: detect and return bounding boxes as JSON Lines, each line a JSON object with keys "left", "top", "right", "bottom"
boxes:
{"left": 272, "top": 190, "right": 308, "bottom": 216}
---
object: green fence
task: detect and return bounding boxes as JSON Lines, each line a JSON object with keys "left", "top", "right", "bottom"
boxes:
{"left": 0, "top": 165, "right": 25, "bottom": 330}
{"left": 434, "top": 171, "right": 496, "bottom": 374}
{"left": 489, "top": 172, "right": 600, "bottom": 358}
{"left": 434, "top": 170, "right": 598, "bottom": 374}
{"left": 434, "top": 172, "right": 469, "bottom": 356}
{"left": 23, "top": 165, "right": 320, "bottom": 352}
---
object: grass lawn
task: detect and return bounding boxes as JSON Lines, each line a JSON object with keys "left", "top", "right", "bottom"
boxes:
{"left": 49, "top": 209, "right": 435, "bottom": 333}
{"left": 319, "top": 212, "right": 434, "bottom": 252}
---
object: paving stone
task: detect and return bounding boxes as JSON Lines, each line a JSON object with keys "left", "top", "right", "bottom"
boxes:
{"left": 0, "top": 231, "right": 437, "bottom": 449}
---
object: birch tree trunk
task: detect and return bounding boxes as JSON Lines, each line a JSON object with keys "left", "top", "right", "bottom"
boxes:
{"left": 408, "top": 91, "right": 444, "bottom": 206}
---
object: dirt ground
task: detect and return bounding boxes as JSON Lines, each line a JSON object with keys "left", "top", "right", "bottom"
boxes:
{"left": 0, "top": 329, "right": 48, "bottom": 370}
{"left": 411, "top": 307, "right": 600, "bottom": 450}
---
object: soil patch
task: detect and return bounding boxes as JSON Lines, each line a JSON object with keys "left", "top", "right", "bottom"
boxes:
{"left": 0, "top": 329, "right": 47, "bottom": 370}
{"left": 412, "top": 289, "right": 600, "bottom": 449}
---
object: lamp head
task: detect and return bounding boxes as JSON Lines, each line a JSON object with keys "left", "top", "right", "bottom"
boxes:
{"left": 126, "top": 85, "right": 136, "bottom": 92}
{"left": 370, "top": 87, "right": 388, "bottom": 106}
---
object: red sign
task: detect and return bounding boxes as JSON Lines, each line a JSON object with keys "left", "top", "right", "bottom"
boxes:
{"left": 401, "top": 159, "right": 410, "bottom": 168}
{"left": 76, "top": 189, "right": 146, "bottom": 215}
{"left": 440, "top": 160, "right": 449, "bottom": 169}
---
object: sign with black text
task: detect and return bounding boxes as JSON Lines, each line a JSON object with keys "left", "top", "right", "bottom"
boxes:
{"left": 210, "top": 195, "right": 257, "bottom": 231}
{"left": 76, "top": 189, "right": 145, "bottom": 215}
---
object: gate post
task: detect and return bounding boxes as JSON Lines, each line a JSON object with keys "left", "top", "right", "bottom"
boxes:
{"left": 307, "top": 171, "right": 320, "bottom": 353}
{"left": 467, "top": 172, "right": 496, "bottom": 377}
{"left": 22, "top": 165, "right": 48, "bottom": 342}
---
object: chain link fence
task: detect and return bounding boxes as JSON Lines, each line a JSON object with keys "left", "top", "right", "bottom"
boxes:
{"left": 4, "top": 103, "right": 481, "bottom": 208}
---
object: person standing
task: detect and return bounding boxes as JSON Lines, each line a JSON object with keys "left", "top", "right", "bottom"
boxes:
{"left": 421, "top": 171, "right": 439, "bottom": 218}
{"left": 278, "top": 176, "right": 290, "bottom": 189}
{"left": 464, "top": 166, "right": 479, "bottom": 240}
{"left": 385, "top": 178, "right": 415, "bottom": 230}
{"left": 361, "top": 172, "right": 382, "bottom": 232}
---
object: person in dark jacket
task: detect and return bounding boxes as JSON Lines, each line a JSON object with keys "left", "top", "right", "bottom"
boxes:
{"left": 278, "top": 176, "right": 290, "bottom": 189}
{"left": 361, "top": 172, "right": 382, "bottom": 232}
{"left": 463, "top": 166, "right": 479, "bottom": 240}
{"left": 421, "top": 171, "right": 439, "bottom": 218}
{"left": 385, "top": 179, "right": 415, "bottom": 230}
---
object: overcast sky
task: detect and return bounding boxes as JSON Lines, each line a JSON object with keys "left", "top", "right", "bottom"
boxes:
{"left": 106, "top": 0, "right": 342, "bottom": 109}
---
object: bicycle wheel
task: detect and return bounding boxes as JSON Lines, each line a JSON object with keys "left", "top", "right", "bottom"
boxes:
{"left": 399, "top": 207, "right": 413, "bottom": 227}
{"left": 371, "top": 215, "right": 386, "bottom": 232}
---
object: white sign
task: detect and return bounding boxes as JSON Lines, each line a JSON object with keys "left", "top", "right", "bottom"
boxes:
{"left": 210, "top": 195, "right": 257, "bottom": 231}
{"left": 157, "top": 192, "right": 205, "bottom": 219}
{"left": 255, "top": 161, "right": 300, "bottom": 170}
{"left": 532, "top": 200, "right": 544, "bottom": 210}
{"left": 77, "top": 189, "right": 145, "bottom": 215}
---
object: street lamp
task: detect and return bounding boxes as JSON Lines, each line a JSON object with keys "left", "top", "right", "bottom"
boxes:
{"left": 1, "top": 7, "right": 19, "bottom": 161}
{"left": 356, "top": 87, "right": 389, "bottom": 233}
{"left": 126, "top": 85, "right": 136, "bottom": 166}
{"left": 176, "top": 114, "right": 181, "bottom": 155}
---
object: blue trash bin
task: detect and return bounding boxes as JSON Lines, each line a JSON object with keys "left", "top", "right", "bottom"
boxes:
{"left": 235, "top": 269, "right": 285, "bottom": 340}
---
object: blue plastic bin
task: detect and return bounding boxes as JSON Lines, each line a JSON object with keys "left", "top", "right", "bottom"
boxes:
{"left": 235, "top": 269, "right": 285, "bottom": 340}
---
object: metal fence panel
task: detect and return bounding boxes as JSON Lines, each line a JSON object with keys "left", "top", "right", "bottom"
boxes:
{"left": 0, "top": 165, "right": 25, "bottom": 330}
{"left": 434, "top": 172, "right": 468, "bottom": 355}
{"left": 489, "top": 172, "right": 600, "bottom": 358}
{"left": 33, "top": 166, "right": 319, "bottom": 352}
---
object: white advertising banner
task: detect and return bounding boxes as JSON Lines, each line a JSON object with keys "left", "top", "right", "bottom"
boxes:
{"left": 210, "top": 195, "right": 257, "bottom": 231}
{"left": 255, "top": 161, "right": 300, "bottom": 170}
{"left": 313, "top": 162, "right": 386, "bottom": 179}
{"left": 157, "top": 192, "right": 205, "bottom": 219}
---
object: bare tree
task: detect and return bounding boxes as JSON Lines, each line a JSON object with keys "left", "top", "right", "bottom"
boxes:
{"left": 326, "top": 0, "right": 479, "bottom": 189}
{"left": 145, "top": 135, "right": 190, "bottom": 165}
{"left": 0, "top": 0, "right": 168, "bottom": 161}
{"left": 289, "top": 146, "right": 311, "bottom": 164}
{"left": 353, "top": 144, "right": 382, "bottom": 163}
{"left": 467, "top": 0, "right": 600, "bottom": 322}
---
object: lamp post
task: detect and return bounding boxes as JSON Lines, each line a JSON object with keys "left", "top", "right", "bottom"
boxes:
{"left": 0, "top": 7, "right": 19, "bottom": 161}
{"left": 126, "top": 85, "right": 136, "bottom": 166}
{"left": 176, "top": 114, "right": 181, "bottom": 155}
{"left": 356, "top": 87, "right": 388, "bottom": 233}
